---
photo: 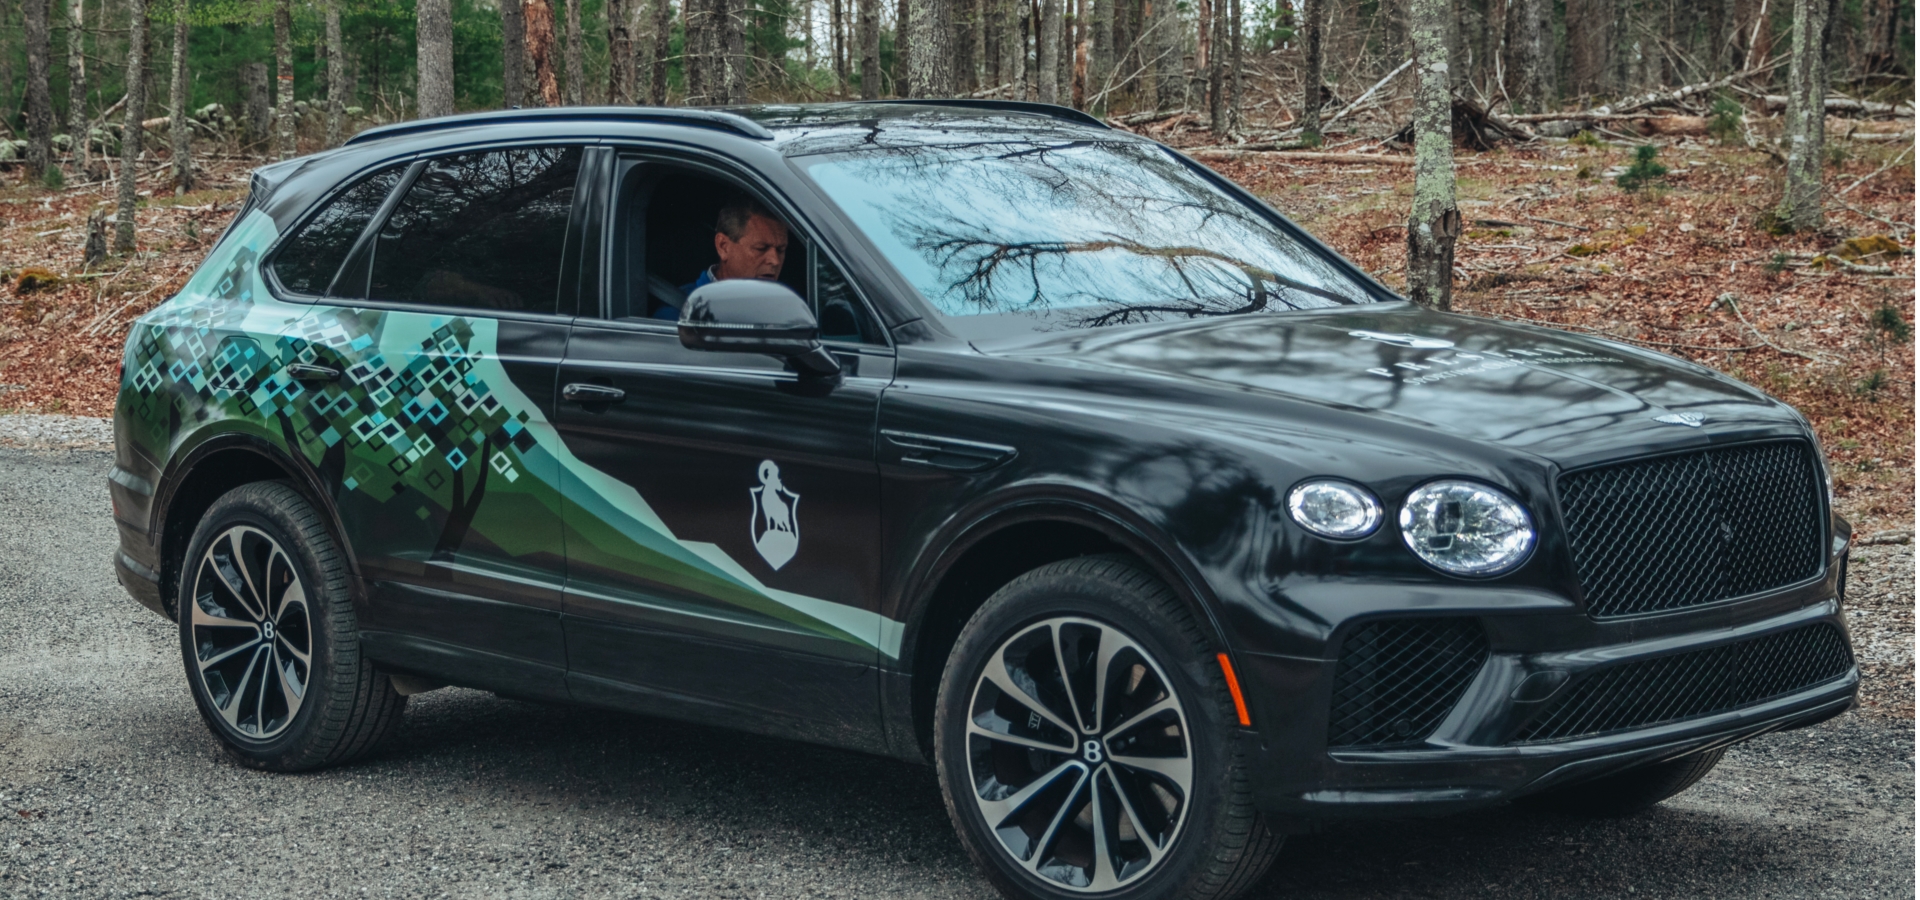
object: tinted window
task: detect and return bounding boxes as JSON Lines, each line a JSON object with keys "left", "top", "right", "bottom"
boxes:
{"left": 368, "top": 147, "right": 581, "bottom": 313}
{"left": 271, "top": 166, "right": 403, "bottom": 295}
{"left": 800, "top": 140, "right": 1375, "bottom": 339}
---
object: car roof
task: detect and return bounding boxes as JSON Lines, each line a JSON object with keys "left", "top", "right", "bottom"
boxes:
{"left": 342, "top": 101, "right": 1123, "bottom": 157}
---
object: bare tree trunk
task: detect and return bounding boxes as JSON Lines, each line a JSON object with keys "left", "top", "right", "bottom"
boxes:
{"left": 905, "top": 0, "right": 951, "bottom": 96}
{"left": 525, "top": 0, "right": 562, "bottom": 106}
{"left": 65, "top": 0, "right": 88, "bottom": 172}
{"left": 1206, "top": 0, "right": 1225, "bottom": 132}
{"left": 1002, "top": 0, "right": 1024, "bottom": 99}
{"left": 273, "top": 0, "right": 296, "bottom": 155}
{"left": 1566, "top": 0, "right": 1612, "bottom": 100}
{"left": 326, "top": 0, "right": 346, "bottom": 143}
{"left": 1301, "top": 0, "right": 1325, "bottom": 135}
{"left": 684, "top": 0, "right": 706, "bottom": 102}
{"left": 1228, "top": 0, "right": 1241, "bottom": 126}
{"left": 169, "top": 0, "right": 191, "bottom": 192}
{"left": 649, "top": 0, "right": 671, "bottom": 102}
{"left": 720, "top": 0, "right": 746, "bottom": 102}
{"left": 242, "top": 61, "right": 270, "bottom": 146}
{"left": 1505, "top": 0, "right": 1549, "bottom": 112}
{"left": 1090, "top": 0, "right": 1111, "bottom": 105}
{"left": 1037, "top": 0, "right": 1059, "bottom": 102}
{"left": 416, "top": 0, "right": 454, "bottom": 117}
{"left": 564, "top": 0, "right": 585, "bottom": 103}
{"left": 1778, "top": 0, "right": 1830, "bottom": 230}
{"left": 973, "top": 0, "right": 989, "bottom": 90}
{"left": 503, "top": 0, "right": 527, "bottom": 105}
{"left": 607, "top": 0, "right": 633, "bottom": 103}
{"left": 23, "top": 0, "right": 52, "bottom": 179}
{"left": 115, "top": 0, "right": 148, "bottom": 253}
{"left": 1406, "top": 0, "right": 1458, "bottom": 310}
{"left": 0, "top": 6, "right": 15, "bottom": 129}
{"left": 859, "top": 0, "right": 880, "bottom": 97}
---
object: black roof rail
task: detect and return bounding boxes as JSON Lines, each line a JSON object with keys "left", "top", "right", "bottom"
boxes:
{"left": 344, "top": 106, "right": 776, "bottom": 147}
{"left": 861, "top": 99, "right": 1109, "bottom": 130}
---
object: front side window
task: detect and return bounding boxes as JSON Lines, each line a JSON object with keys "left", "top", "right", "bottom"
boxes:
{"left": 367, "top": 147, "right": 582, "bottom": 314}
{"left": 798, "top": 140, "right": 1378, "bottom": 339}
{"left": 271, "top": 165, "right": 405, "bottom": 296}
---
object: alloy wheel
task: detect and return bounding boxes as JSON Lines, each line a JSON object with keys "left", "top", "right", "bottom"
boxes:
{"left": 188, "top": 525, "right": 313, "bottom": 741}
{"left": 965, "top": 616, "right": 1193, "bottom": 892}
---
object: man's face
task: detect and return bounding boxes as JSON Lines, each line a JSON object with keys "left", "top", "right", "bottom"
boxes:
{"left": 714, "top": 214, "right": 788, "bottom": 281}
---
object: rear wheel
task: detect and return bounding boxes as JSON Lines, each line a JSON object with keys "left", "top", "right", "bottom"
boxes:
{"left": 178, "top": 482, "right": 404, "bottom": 771}
{"left": 935, "top": 555, "right": 1280, "bottom": 900}
{"left": 1522, "top": 748, "right": 1726, "bottom": 816}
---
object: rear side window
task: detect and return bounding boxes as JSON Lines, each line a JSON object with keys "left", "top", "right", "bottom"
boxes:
{"left": 270, "top": 166, "right": 404, "bottom": 295}
{"left": 367, "top": 147, "right": 582, "bottom": 314}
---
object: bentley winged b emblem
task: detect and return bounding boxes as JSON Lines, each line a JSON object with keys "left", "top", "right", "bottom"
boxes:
{"left": 1653, "top": 412, "right": 1706, "bottom": 427}
{"left": 750, "top": 460, "right": 801, "bottom": 570}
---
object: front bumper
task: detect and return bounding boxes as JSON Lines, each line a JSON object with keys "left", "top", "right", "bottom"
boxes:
{"left": 1234, "top": 598, "right": 1858, "bottom": 821}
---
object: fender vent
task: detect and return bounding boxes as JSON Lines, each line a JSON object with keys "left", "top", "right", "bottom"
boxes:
{"left": 1328, "top": 618, "right": 1488, "bottom": 749}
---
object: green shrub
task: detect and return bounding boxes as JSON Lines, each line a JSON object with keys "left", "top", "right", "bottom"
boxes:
{"left": 1708, "top": 96, "right": 1744, "bottom": 143}
{"left": 1615, "top": 145, "right": 1669, "bottom": 192}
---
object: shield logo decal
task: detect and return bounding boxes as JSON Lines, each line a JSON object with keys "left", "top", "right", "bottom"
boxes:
{"left": 750, "top": 460, "right": 801, "bottom": 570}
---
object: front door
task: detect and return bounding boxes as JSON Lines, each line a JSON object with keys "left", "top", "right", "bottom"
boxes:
{"left": 552, "top": 155, "right": 897, "bottom": 748}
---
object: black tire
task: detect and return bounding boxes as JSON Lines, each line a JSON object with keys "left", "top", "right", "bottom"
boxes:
{"left": 177, "top": 481, "right": 404, "bottom": 771}
{"left": 1521, "top": 747, "right": 1726, "bottom": 816}
{"left": 934, "top": 554, "right": 1281, "bottom": 900}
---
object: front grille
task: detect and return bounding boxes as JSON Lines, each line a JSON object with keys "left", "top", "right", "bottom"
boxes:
{"left": 1558, "top": 440, "right": 1823, "bottom": 619}
{"left": 1513, "top": 622, "right": 1853, "bottom": 743}
{"left": 1329, "top": 618, "right": 1488, "bottom": 749}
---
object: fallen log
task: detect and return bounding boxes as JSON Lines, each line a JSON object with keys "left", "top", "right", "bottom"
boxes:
{"left": 1389, "top": 97, "right": 1536, "bottom": 149}
{"left": 1759, "top": 95, "right": 1913, "bottom": 117}
{"left": 1505, "top": 63, "right": 1782, "bottom": 124}
{"left": 1190, "top": 149, "right": 1415, "bottom": 165}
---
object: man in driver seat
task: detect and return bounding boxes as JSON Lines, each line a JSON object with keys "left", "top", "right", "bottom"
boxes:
{"left": 655, "top": 198, "right": 790, "bottom": 320}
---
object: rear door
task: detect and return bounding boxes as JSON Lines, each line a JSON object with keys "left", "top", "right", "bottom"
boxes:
{"left": 270, "top": 144, "right": 591, "bottom": 698}
{"left": 552, "top": 152, "right": 898, "bottom": 748}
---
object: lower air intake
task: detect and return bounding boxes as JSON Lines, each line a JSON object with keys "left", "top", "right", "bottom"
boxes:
{"left": 1328, "top": 618, "right": 1488, "bottom": 749}
{"left": 1513, "top": 622, "right": 1853, "bottom": 743}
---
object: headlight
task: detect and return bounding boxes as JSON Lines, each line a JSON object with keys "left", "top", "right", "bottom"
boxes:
{"left": 1287, "top": 480, "right": 1383, "bottom": 539}
{"left": 1397, "top": 480, "right": 1535, "bottom": 575}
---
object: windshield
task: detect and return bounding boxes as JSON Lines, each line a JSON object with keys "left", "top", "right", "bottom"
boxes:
{"left": 798, "top": 139, "right": 1379, "bottom": 339}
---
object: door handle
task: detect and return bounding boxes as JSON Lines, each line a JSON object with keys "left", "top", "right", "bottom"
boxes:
{"left": 562, "top": 382, "right": 627, "bottom": 405}
{"left": 286, "top": 363, "right": 341, "bottom": 382}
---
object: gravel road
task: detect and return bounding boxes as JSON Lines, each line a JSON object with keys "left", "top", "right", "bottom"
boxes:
{"left": 0, "top": 440, "right": 1911, "bottom": 900}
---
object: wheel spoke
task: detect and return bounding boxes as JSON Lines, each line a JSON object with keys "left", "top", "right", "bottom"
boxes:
{"left": 230, "top": 531, "right": 269, "bottom": 620}
{"left": 1020, "top": 768, "right": 1089, "bottom": 873}
{"left": 267, "top": 550, "right": 297, "bottom": 622}
{"left": 967, "top": 719, "right": 1076, "bottom": 754}
{"left": 1104, "top": 696, "right": 1179, "bottom": 742}
{"left": 253, "top": 645, "right": 275, "bottom": 733}
{"left": 218, "top": 646, "right": 265, "bottom": 729}
{"left": 1109, "top": 752, "right": 1192, "bottom": 788}
{"left": 1051, "top": 623, "right": 1091, "bottom": 734}
{"left": 1092, "top": 626, "right": 1127, "bottom": 732}
{"left": 195, "top": 636, "right": 261, "bottom": 671}
{"left": 1088, "top": 770, "right": 1120, "bottom": 891}
{"left": 276, "top": 644, "right": 305, "bottom": 709}
{"left": 1107, "top": 764, "right": 1168, "bottom": 860}
{"left": 978, "top": 759, "right": 1085, "bottom": 829}
{"left": 190, "top": 598, "right": 256, "bottom": 631}
{"left": 275, "top": 633, "right": 311, "bottom": 667}
{"left": 983, "top": 645, "right": 1079, "bottom": 738}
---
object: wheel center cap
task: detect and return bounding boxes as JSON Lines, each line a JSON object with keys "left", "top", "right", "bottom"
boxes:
{"left": 260, "top": 620, "right": 275, "bottom": 642}
{"left": 1080, "top": 737, "right": 1106, "bottom": 765}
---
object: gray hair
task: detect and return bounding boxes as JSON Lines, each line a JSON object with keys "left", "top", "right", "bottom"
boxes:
{"left": 715, "top": 198, "right": 784, "bottom": 241}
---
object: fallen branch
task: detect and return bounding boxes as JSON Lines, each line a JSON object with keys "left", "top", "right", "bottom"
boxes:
{"left": 1504, "top": 62, "right": 1783, "bottom": 124}
{"left": 1188, "top": 149, "right": 1415, "bottom": 165}
{"left": 1527, "top": 216, "right": 1592, "bottom": 232}
{"left": 1758, "top": 94, "right": 1913, "bottom": 117}
{"left": 1713, "top": 293, "right": 1835, "bottom": 363}
{"left": 1323, "top": 59, "right": 1412, "bottom": 130}
{"left": 1838, "top": 144, "right": 1913, "bottom": 196}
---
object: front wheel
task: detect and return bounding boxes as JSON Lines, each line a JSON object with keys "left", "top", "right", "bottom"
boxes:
{"left": 178, "top": 481, "right": 405, "bottom": 771}
{"left": 934, "top": 555, "right": 1280, "bottom": 900}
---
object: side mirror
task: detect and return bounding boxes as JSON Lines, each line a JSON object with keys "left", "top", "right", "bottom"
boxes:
{"left": 678, "top": 279, "right": 841, "bottom": 378}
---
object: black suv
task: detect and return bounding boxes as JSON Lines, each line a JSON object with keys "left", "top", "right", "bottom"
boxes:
{"left": 110, "top": 102, "right": 1858, "bottom": 900}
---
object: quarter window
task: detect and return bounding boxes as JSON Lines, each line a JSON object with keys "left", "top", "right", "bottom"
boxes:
{"left": 270, "top": 166, "right": 404, "bottom": 296}
{"left": 367, "top": 147, "right": 582, "bottom": 314}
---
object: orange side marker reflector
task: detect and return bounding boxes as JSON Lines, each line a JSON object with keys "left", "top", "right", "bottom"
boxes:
{"left": 1217, "top": 653, "right": 1252, "bottom": 727}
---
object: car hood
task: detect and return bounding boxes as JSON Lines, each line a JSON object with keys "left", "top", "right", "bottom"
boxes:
{"left": 981, "top": 303, "right": 1805, "bottom": 465}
